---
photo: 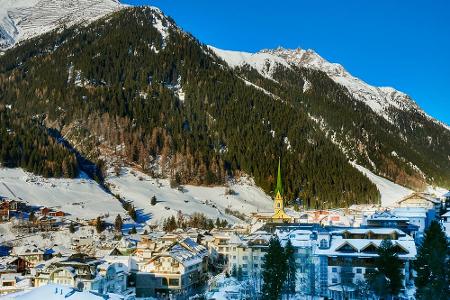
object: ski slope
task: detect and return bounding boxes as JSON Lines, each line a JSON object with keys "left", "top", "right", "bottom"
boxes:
{"left": 353, "top": 163, "right": 413, "bottom": 207}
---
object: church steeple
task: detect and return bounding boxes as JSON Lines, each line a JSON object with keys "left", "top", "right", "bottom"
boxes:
{"left": 274, "top": 157, "right": 283, "bottom": 197}
{"left": 273, "top": 158, "right": 284, "bottom": 214}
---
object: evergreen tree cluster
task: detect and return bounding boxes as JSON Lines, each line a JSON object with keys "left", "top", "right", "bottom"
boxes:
{"left": 367, "top": 239, "right": 404, "bottom": 298}
{"left": 0, "top": 7, "right": 383, "bottom": 207}
{"left": 162, "top": 213, "right": 227, "bottom": 232}
{"left": 239, "top": 62, "right": 450, "bottom": 190}
{"left": 414, "top": 221, "right": 450, "bottom": 300}
{"left": 0, "top": 108, "right": 77, "bottom": 178}
{"left": 261, "top": 237, "right": 296, "bottom": 300}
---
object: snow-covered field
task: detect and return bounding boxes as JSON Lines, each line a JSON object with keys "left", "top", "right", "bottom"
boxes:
{"left": 0, "top": 284, "right": 124, "bottom": 299}
{"left": 353, "top": 163, "right": 413, "bottom": 207}
{"left": 0, "top": 167, "right": 273, "bottom": 226}
{"left": 0, "top": 168, "right": 125, "bottom": 222}
{"left": 106, "top": 167, "right": 274, "bottom": 225}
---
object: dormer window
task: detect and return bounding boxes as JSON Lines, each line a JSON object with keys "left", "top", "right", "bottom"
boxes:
{"left": 319, "top": 239, "right": 328, "bottom": 249}
{"left": 336, "top": 242, "right": 357, "bottom": 253}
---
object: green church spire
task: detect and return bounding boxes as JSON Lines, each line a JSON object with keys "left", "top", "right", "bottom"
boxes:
{"left": 275, "top": 158, "right": 283, "bottom": 197}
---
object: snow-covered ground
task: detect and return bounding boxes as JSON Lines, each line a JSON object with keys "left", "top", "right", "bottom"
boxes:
{"left": 352, "top": 163, "right": 413, "bottom": 207}
{"left": 0, "top": 284, "right": 123, "bottom": 300}
{"left": 106, "top": 167, "right": 274, "bottom": 225}
{"left": 0, "top": 168, "right": 125, "bottom": 222}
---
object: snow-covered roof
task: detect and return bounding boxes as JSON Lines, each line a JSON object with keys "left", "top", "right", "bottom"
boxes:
{"left": 315, "top": 229, "right": 416, "bottom": 259}
{"left": 367, "top": 210, "right": 409, "bottom": 221}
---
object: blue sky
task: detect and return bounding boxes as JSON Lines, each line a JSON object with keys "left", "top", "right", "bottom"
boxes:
{"left": 124, "top": 0, "right": 450, "bottom": 125}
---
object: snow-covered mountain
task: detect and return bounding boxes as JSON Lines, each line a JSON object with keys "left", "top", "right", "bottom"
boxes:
{"left": 210, "top": 46, "right": 449, "bottom": 131}
{"left": 0, "top": 0, "right": 124, "bottom": 51}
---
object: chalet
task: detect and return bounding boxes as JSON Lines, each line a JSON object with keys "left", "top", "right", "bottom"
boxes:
{"left": 34, "top": 254, "right": 103, "bottom": 291}
{"left": 396, "top": 192, "right": 441, "bottom": 210}
{"left": 315, "top": 228, "right": 416, "bottom": 300}
{"left": 0, "top": 257, "right": 28, "bottom": 274}
{"left": 0, "top": 200, "right": 23, "bottom": 222}
{"left": 364, "top": 210, "right": 419, "bottom": 237}
{"left": 12, "top": 245, "right": 47, "bottom": 268}
{"left": 139, "top": 237, "right": 208, "bottom": 298}
{"left": 0, "top": 273, "right": 31, "bottom": 294}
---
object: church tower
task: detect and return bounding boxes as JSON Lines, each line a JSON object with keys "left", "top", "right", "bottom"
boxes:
{"left": 273, "top": 158, "right": 285, "bottom": 215}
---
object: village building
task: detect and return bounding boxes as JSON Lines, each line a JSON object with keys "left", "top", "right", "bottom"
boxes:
{"left": 137, "top": 237, "right": 208, "bottom": 299}
{"left": 277, "top": 229, "right": 319, "bottom": 296}
{"left": 33, "top": 254, "right": 103, "bottom": 291}
{"left": 228, "top": 231, "right": 271, "bottom": 288}
{"left": 315, "top": 228, "right": 416, "bottom": 300}
{"left": 363, "top": 210, "right": 419, "bottom": 238}
{"left": 11, "top": 245, "right": 49, "bottom": 268}
{"left": 396, "top": 192, "right": 441, "bottom": 211}
{"left": 96, "top": 262, "right": 128, "bottom": 294}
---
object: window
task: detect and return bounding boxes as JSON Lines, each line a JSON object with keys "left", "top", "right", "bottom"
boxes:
{"left": 254, "top": 264, "right": 258, "bottom": 268}
{"left": 319, "top": 239, "right": 328, "bottom": 249}
{"left": 233, "top": 256, "right": 237, "bottom": 260}
{"left": 332, "top": 278, "right": 338, "bottom": 284}
{"left": 242, "top": 256, "right": 248, "bottom": 260}
{"left": 332, "top": 267, "right": 337, "bottom": 273}
{"left": 169, "top": 278, "right": 179, "bottom": 286}
{"left": 253, "top": 256, "right": 258, "bottom": 261}
{"left": 356, "top": 268, "right": 362, "bottom": 274}
{"left": 242, "top": 264, "right": 248, "bottom": 269}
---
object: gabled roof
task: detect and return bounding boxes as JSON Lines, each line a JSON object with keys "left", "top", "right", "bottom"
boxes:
{"left": 335, "top": 241, "right": 358, "bottom": 253}
{"left": 398, "top": 192, "right": 441, "bottom": 204}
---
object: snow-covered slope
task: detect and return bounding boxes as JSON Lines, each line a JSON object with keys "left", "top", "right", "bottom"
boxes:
{"left": 0, "top": 167, "right": 273, "bottom": 225}
{"left": 210, "top": 46, "right": 449, "bottom": 130}
{"left": 106, "top": 167, "right": 274, "bottom": 225}
{"left": 0, "top": 0, "right": 124, "bottom": 51}
{"left": 0, "top": 168, "right": 125, "bottom": 221}
{"left": 353, "top": 163, "right": 413, "bottom": 207}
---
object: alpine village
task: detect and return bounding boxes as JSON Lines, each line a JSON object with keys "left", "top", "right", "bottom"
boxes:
{"left": 0, "top": 1, "right": 449, "bottom": 300}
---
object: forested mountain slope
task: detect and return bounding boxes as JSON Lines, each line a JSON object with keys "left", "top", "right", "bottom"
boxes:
{"left": 210, "top": 48, "right": 450, "bottom": 190}
{"left": 0, "top": 7, "right": 381, "bottom": 208}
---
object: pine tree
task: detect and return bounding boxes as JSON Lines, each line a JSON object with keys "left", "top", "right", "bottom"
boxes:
{"left": 368, "top": 239, "right": 403, "bottom": 298}
{"left": 95, "top": 216, "right": 105, "bottom": 234}
{"left": 415, "top": 221, "right": 450, "bottom": 299}
{"left": 231, "top": 264, "right": 237, "bottom": 278}
{"left": 28, "top": 211, "right": 36, "bottom": 223}
{"left": 237, "top": 266, "right": 243, "bottom": 281}
{"left": 128, "top": 205, "right": 137, "bottom": 222}
{"left": 115, "top": 214, "right": 123, "bottom": 233}
{"left": 128, "top": 226, "right": 137, "bottom": 234}
{"left": 262, "top": 237, "right": 287, "bottom": 300}
{"left": 69, "top": 222, "right": 76, "bottom": 233}
{"left": 284, "top": 239, "right": 297, "bottom": 296}
{"left": 151, "top": 195, "right": 157, "bottom": 206}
